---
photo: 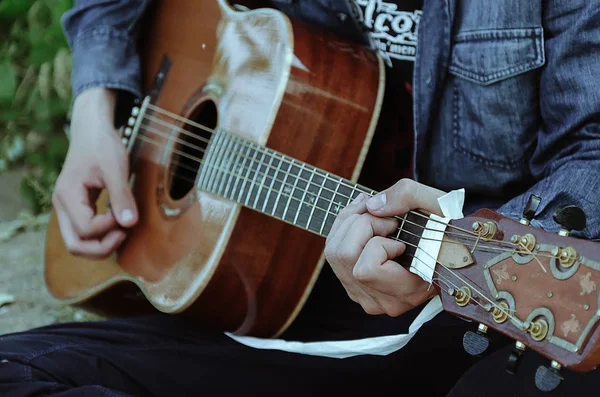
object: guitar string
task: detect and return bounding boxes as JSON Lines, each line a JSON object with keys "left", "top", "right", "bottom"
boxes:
{"left": 138, "top": 119, "right": 491, "bottom": 245}
{"left": 135, "top": 125, "right": 529, "bottom": 258}
{"left": 138, "top": 137, "right": 540, "bottom": 259}
{"left": 135, "top": 120, "right": 557, "bottom": 264}
{"left": 141, "top": 109, "right": 550, "bottom": 267}
{"left": 141, "top": 105, "right": 507, "bottom": 244}
{"left": 136, "top": 121, "right": 557, "bottom": 260}
{"left": 142, "top": 108, "right": 506, "bottom": 244}
{"left": 137, "top": 117, "right": 521, "bottom": 252}
{"left": 131, "top": 129, "right": 524, "bottom": 324}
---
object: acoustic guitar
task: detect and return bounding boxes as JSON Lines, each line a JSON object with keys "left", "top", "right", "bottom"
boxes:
{"left": 44, "top": 0, "right": 600, "bottom": 389}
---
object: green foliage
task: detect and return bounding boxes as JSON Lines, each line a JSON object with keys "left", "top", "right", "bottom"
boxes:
{"left": 0, "top": 0, "right": 74, "bottom": 214}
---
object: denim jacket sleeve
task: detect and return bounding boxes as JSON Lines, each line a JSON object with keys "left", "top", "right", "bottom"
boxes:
{"left": 61, "top": 0, "right": 152, "bottom": 99}
{"left": 496, "top": 1, "right": 600, "bottom": 240}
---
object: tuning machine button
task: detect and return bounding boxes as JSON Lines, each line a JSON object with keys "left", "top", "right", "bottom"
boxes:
{"left": 520, "top": 194, "right": 542, "bottom": 225}
{"left": 535, "top": 360, "right": 563, "bottom": 392}
{"left": 463, "top": 323, "right": 490, "bottom": 356}
{"left": 553, "top": 205, "right": 586, "bottom": 236}
{"left": 505, "top": 341, "right": 526, "bottom": 375}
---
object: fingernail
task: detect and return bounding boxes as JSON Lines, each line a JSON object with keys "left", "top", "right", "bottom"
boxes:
{"left": 120, "top": 209, "right": 135, "bottom": 223}
{"left": 351, "top": 193, "right": 365, "bottom": 204}
{"left": 367, "top": 193, "right": 386, "bottom": 211}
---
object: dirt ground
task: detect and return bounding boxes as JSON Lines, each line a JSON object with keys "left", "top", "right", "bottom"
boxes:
{"left": 0, "top": 170, "right": 102, "bottom": 335}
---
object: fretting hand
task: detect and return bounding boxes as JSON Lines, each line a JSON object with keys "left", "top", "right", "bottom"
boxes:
{"left": 324, "top": 179, "right": 446, "bottom": 316}
{"left": 52, "top": 88, "right": 138, "bottom": 259}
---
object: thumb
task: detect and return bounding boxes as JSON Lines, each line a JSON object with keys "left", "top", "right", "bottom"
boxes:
{"left": 366, "top": 179, "right": 445, "bottom": 217}
{"left": 103, "top": 160, "right": 138, "bottom": 227}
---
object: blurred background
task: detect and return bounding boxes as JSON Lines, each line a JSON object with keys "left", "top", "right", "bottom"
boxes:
{"left": 0, "top": 0, "right": 101, "bottom": 335}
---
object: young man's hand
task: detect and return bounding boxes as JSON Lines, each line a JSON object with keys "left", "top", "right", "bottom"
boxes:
{"left": 324, "top": 179, "right": 445, "bottom": 316}
{"left": 52, "top": 88, "right": 138, "bottom": 259}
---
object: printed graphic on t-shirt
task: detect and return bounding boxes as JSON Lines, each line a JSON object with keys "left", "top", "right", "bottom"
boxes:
{"left": 351, "top": 0, "right": 421, "bottom": 66}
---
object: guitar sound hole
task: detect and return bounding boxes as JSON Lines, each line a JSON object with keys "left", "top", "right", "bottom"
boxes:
{"left": 169, "top": 100, "right": 218, "bottom": 201}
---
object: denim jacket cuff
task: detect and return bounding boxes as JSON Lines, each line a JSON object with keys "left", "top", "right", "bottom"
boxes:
{"left": 70, "top": 27, "right": 142, "bottom": 99}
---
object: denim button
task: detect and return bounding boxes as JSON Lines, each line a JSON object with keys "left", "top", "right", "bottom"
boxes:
{"left": 338, "top": 13, "right": 348, "bottom": 22}
{"left": 426, "top": 70, "right": 433, "bottom": 85}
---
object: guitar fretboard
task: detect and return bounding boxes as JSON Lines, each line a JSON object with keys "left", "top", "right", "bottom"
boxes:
{"left": 197, "top": 130, "right": 428, "bottom": 258}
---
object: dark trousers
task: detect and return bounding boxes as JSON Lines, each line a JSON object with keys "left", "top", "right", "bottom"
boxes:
{"left": 1, "top": 266, "right": 598, "bottom": 396}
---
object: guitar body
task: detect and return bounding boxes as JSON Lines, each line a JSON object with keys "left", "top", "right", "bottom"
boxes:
{"left": 44, "top": 0, "right": 384, "bottom": 337}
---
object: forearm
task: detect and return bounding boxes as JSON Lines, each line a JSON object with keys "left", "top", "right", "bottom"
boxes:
{"left": 61, "top": 0, "right": 153, "bottom": 99}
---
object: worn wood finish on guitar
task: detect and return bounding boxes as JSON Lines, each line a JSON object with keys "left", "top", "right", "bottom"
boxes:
{"left": 44, "top": 0, "right": 383, "bottom": 337}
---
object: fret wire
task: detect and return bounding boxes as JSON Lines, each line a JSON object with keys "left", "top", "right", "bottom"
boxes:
{"left": 308, "top": 170, "right": 328, "bottom": 232}
{"left": 207, "top": 131, "right": 227, "bottom": 193}
{"left": 236, "top": 143, "right": 256, "bottom": 203}
{"left": 346, "top": 184, "right": 359, "bottom": 206}
{"left": 216, "top": 133, "right": 235, "bottom": 196}
{"left": 253, "top": 148, "right": 275, "bottom": 210}
{"left": 264, "top": 153, "right": 284, "bottom": 214}
{"left": 246, "top": 149, "right": 267, "bottom": 207}
{"left": 321, "top": 175, "right": 342, "bottom": 235}
{"left": 196, "top": 130, "right": 220, "bottom": 190}
{"left": 245, "top": 146, "right": 261, "bottom": 205}
{"left": 396, "top": 213, "right": 408, "bottom": 239}
{"left": 231, "top": 141, "right": 251, "bottom": 201}
{"left": 271, "top": 155, "right": 293, "bottom": 218}
{"left": 194, "top": 130, "right": 209, "bottom": 189}
{"left": 281, "top": 159, "right": 302, "bottom": 221}
{"left": 223, "top": 137, "right": 243, "bottom": 199}
{"left": 294, "top": 166, "right": 316, "bottom": 225}
{"left": 212, "top": 131, "right": 229, "bottom": 193}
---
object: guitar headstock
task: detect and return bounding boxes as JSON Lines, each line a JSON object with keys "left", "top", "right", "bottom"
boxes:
{"left": 434, "top": 195, "right": 600, "bottom": 391}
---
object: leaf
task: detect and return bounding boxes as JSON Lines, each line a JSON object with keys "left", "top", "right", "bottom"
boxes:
{"left": 38, "top": 61, "right": 52, "bottom": 99}
{"left": 47, "top": 133, "right": 67, "bottom": 160}
{"left": 0, "top": 109, "right": 27, "bottom": 122}
{"left": 19, "top": 175, "right": 41, "bottom": 214}
{"left": 27, "top": 0, "right": 64, "bottom": 66}
{"left": 25, "top": 150, "right": 45, "bottom": 168}
{"left": 0, "top": 0, "right": 36, "bottom": 19}
{"left": 0, "top": 60, "right": 18, "bottom": 105}
{"left": 52, "top": 48, "right": 71, "bottom": 99}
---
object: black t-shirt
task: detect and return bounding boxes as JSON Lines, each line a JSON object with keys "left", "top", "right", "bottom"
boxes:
{"left": 351, "top": 0, "right": 421, "bottom": 71}
{"left": 351, "top": 0, "right": 423, "bottom": 191}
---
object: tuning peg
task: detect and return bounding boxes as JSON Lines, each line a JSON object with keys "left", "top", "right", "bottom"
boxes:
{"left": 463, "top": 323, "right": 490, "bottom": 356}
{"left": 553, "top": 205, "right": 586, "bottom": 236}
{"left": 535, "top": 360, "right": 563, "bottom": 392}
{"left": 520, "top": 194, "right": 541, "bottom": 225}
{"left": 505, "top": 341, "right": 526, "bottom": 375}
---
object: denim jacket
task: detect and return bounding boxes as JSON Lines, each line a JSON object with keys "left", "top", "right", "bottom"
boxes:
{"left": 61, "top": 0, "right": 600, "bottom": 240}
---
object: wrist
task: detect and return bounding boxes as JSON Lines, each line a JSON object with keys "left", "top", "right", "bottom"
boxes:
{"left": 71, "top": 88, "right": 119, "bottom": 138}
{"left": 74, "top": 87, "right": 117, "bottom": 112}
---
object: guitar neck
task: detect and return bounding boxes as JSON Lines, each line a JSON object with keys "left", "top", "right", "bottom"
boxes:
{"left": 196, "top": 129, "right": 428, "bottom": 262}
